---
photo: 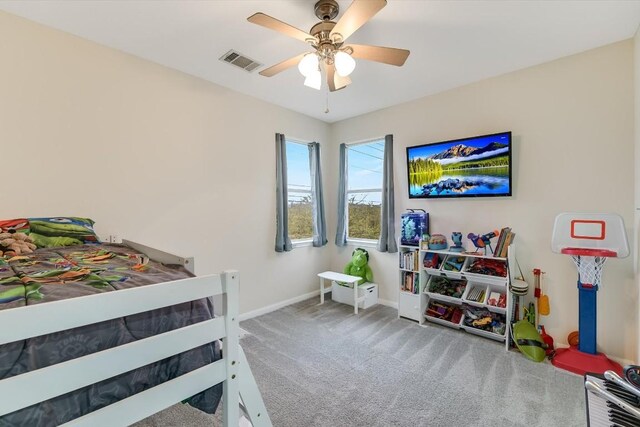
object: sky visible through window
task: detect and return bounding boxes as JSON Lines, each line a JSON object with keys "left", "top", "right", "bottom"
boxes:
{"left": 286, "top": 141, "right": 311, "bottom": 202}
{"left": 347, "top": 140, "right": 384, "bottom": 204}
{"left": 286, "top": 140, "right": 313, "bottom": 241}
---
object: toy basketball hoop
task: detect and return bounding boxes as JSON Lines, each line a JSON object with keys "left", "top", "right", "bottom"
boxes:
{"left": 551, "top": 213, "right": 629, "bottom": 376}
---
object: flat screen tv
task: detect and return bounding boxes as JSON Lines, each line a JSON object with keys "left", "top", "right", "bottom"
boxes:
{"left": 407, "top": 131, "right": 512, "bottom": 199}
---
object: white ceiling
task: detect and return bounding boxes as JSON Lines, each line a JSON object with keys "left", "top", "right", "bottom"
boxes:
{"left": 2, "top": 1, "right": 640, "bottom": 123}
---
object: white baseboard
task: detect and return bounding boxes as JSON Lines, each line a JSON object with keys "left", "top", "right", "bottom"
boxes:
{"left": 238, "top": 289, "right": 320, "bottom": 322}
{"left": 553, "top": 342, "right": 635, "bottom": 367}
{"left": 378, "top": 298, "right": 398, "bottom": 309}
{"left": 610, "top": 356, "right": 635, "bottom": 367}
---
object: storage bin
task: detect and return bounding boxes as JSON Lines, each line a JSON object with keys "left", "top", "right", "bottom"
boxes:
{"left": 331, "top": 282, "right": 378, "bottom": 309}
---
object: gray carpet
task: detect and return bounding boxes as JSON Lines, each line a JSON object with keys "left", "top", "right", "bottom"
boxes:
{"left": 136, "top": 298, "right": 585, "bottom": 426}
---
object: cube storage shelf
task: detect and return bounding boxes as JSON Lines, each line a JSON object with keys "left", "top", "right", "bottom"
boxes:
{"left": 398, "top": 245, "right": 423, "bottom": 322}
{"left": 398, "top": 242, "right": 512, "bottom": 348}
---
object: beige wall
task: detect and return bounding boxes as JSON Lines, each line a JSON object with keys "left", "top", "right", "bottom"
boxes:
{"left": 330, "top": 41, "right": 636, "bottom": 362}
{"left": 0, "top": 11, "right": 331, "bottom": 315}
{"left": 2, "top": 10, "right": 637, "bottom": 362}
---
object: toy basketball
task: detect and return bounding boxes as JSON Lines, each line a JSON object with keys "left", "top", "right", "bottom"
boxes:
{"left": 568, "top": 331, "right": 579, "bottom": 347}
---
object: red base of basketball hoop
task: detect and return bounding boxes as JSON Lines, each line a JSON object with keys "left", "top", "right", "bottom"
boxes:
{"left": 551, "top": 213, "right": 629, "bottom": 376}
{"left": 552, "top": 346, "right": 622, "bottom": 376}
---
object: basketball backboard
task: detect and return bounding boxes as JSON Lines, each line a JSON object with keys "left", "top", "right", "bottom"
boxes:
{"left": 551, "top": 212, "right": 629, "bottom": 258}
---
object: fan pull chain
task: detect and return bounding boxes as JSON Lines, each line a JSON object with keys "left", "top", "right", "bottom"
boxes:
{"left": 324, "top": 84, "right": 330, "bottom": 114}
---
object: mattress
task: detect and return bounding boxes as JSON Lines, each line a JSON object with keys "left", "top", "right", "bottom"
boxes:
{"left": 0, "top": 243, "right": 222, "bottom": 426}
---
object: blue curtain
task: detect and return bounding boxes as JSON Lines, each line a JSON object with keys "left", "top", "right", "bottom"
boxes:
{"left": 308, "top": 142, "right": 327, "bottom": 247}
{"left": 275, "top": 133, "right": 292, "bottom": 252}
{"left": 335, "top": 143, "right": 348, "bottom": 246}
{"left": 377, "top": 134, "right": 397, "bottom": 253}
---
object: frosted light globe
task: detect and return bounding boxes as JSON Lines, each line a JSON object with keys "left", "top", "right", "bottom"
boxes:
{"left": 298, "top": 53, "right": 319, "bottom": 77}
{"left": 334, "top": 51, "right": 356, "bottom": 77}
{"left": 303, "top": 70, "right": 322, "bottom": 90}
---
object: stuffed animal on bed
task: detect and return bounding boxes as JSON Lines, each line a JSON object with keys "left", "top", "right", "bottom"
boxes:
{"left": 344, "top": 248, "right": 373, "bottom": 285}
{"left": 0, "top": 232, "right": 36, "bottom": 257}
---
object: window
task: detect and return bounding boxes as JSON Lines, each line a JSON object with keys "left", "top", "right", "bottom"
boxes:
{"left": 286, "top": 139, "right": 313, "bottom": 241}
{"left": 346, "top": 139, "right": 384, "bottom": 241}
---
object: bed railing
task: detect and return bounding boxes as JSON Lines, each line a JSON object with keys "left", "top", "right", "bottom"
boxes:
{"left": 0, "top": 271, "right": 271, "bottom": 426}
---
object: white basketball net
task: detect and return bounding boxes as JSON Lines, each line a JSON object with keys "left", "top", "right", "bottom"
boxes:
{"left": 569, "top": 255, "right": 608, "bottom": 288}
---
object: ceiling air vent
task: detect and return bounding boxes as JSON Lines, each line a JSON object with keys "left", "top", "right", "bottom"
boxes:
{"left": 219, "top": 50, "right": 262, "bottom": 73}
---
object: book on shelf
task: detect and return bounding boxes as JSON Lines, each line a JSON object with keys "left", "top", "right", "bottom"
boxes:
{"left": 493, "top": 227, "right": 516, "bottom": 258}
{"left": 501, "top": 232, "right": 515, "bottom": 257}
{"left": 401, "top": 271, "right": 419, "bottom": 294}
{"left": 493, "top": 227, "right": 509, "bottom": 257}
{"left": 399, "top": 249, "right": 419, "bottom": 271}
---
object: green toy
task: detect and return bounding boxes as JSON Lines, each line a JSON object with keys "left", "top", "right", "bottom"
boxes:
{"left": 512, "top": 320, "right": 546, "bottom": 363}
{"left": 343, "top": 248, "right": 373, "bottom": 285}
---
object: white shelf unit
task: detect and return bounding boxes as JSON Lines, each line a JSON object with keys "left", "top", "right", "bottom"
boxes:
{"left": 399, "top": 242, "right": 512, "bottom": 348}
{"left": 397, "top": 244, "right": 425, "bottom": 322}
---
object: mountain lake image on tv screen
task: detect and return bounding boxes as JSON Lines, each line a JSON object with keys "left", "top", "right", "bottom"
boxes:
{"left": 408, "top": 133, "right": 511, "bottom": 198}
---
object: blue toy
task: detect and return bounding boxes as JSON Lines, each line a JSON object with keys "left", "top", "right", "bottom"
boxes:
{"left": 450, "top": 232, "right": 464, "bottom": 252}
{"left": 467, "top": 230, "right": 499, "bottom": 255}
{"left": 401, "top": 210, "right": 429, "bottom": 246}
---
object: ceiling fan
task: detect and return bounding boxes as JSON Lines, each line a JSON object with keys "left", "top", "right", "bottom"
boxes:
{"left": 247, "top": 0, "right": 410, "bottom": 92}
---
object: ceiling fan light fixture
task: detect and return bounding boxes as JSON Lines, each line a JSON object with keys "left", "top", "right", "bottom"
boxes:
{"left": 298, "top": 53, "right": 319, "bottom": 77}
{"left": 304, "top": 70, "right": 322, "bottom": 90}
{"left": 334, "top": 51, "right": 356, "bottom": 77}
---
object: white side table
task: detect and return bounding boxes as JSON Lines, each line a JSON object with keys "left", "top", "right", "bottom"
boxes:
{"left": 317, "top": 271, "right": 363, "bottom": 314}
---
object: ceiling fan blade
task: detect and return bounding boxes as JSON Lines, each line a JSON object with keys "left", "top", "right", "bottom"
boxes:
{"left": 348, "top": 44, "right": 410, "bottom": 66}
{"left": 259, "top": 52, "right": 308, "bottom": 77}
{"left": 330, "top": 0, "right": 387, "bottom": 43}
{"left": 247, "top": 13, "right": 314, "bottom": 44}
{"left": 326, "top": 63, "right": 351, "bottom": 92}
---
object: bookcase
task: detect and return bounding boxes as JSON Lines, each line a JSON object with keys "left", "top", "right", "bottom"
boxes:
{"left": 398, "top": 239, "right": 512, "bottom": 348}
{"left": 397, "top": 244, "right": 424, "bottom": 322}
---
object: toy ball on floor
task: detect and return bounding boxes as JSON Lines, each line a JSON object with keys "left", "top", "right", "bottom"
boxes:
{"left": 568, "top": 331, "right": 579, "bottom": 347}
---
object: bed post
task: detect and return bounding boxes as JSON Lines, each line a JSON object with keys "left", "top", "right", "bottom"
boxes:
{"left": 221, "top": 270, "right": 240, "bottom": 426}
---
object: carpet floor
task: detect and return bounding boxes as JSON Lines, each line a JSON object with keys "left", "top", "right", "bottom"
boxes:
{"left": 135, "top": 298, "right": 585, "bottom": 426}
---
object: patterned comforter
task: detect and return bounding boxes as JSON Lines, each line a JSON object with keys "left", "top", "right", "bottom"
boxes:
{"left": 0, "top": 243, "right": 221, "bottom": 426}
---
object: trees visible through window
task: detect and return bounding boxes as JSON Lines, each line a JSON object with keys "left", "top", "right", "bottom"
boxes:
{"left": 286, "top": 140, "right": 313, "bottom": 241}
{"left": 347, "top": 139, "right": 384, "bottom": 241}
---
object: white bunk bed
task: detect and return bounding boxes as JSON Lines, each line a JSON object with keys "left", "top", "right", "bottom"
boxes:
{"left": 0, "top": 240, "right": 272, "bottom": 427}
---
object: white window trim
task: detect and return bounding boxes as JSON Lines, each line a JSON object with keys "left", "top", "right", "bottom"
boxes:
{"left": 286, "top": 138, "right": 314, "bottom": 245}
{"left": 345, "top": 139, "right": 384, "bottom": 244}
{"left": 345, "top": 136, "right": 386, "bottom": 147}
{"left": 292, "top": 239, "right": 314, "bottom": 248}
{"left": 346, "top": 237, "right": 378, "bottom": 248}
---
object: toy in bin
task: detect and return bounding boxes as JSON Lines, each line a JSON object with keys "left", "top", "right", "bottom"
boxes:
{"left": 423, "top": 252, "right": 441, "bottom": 269}
{"left": 442, "top": 255, "right": 465, "bottom": 272}
{"left": 487, "top": 291, "right": 506, "bottom": 308}
{"left": 463, "top": 305, "right": 506, "bottom": 335}
{"left": 466, "top": 258, "right": 507, "bottom": 277}
{"left": 426, "top": 301, "right": 463, "bottom": 324}
{"left": 401, "top": 210, "right": 429, "bottom": 246}
{"left": 428, "top": 276, "right": 467, "bottom": 298}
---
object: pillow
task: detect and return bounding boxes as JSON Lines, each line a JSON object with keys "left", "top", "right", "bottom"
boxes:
{"left": 29, "top": 234, "right": 83, "bottom": 248}
{"left": 0, "top": 218, "right": 30, "bottom": 234}
{"left": 28, "top": 217, "right": 100, "bottom": 245}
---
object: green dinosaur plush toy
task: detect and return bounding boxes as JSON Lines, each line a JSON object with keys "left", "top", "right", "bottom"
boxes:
{"left": 344, "top": 248, "right": 373, "bottom": 285}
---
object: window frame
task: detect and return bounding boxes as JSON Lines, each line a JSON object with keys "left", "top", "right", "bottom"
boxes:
{"left": 345, "top": 137, "right": 385, "bottom": 247}
{"left": 285, "top": 137, "right": 314, "bottom": 247}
